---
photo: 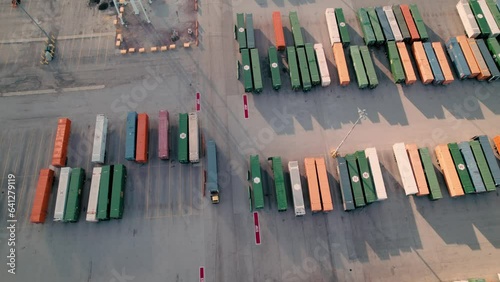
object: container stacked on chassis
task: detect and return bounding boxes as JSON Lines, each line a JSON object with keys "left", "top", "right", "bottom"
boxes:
{"left": 469, "top": 140, "right": 496, "bottom": 191}
{"left": 359, "top": 8, "right": 377, "bottom": 46}
{"left": 54, "top": 167, "right": 72, "bottom": 221}
{"left": 188, "top": 112, "right": 199, "bottom": 163}
{"left": 97, "top": 165, "right": 113, "bottom": 220}
{"left": 269, "top": 157, "right": 287, "bottom": 211}
{"left": 384, "top": 6, "right": 403, "bottom": 42}
{"left": 86, "top": 167, "right": 101, "bottom": 222}
{"left": 486, "top": 38, "right": 500, "bottom": 68}
{"left": 406, "top": 144, "right": 430, "bottom": 196}
{"left": 446, "top": 37, "right": 472, "bottom": 79}
{"left": 287, "top": 47, "right": 301, "bottom": 90}
{"left": 30, "top": 169, "right": 55, "bottom": 223}
{"left": 423, "top": 42, "right": 445, "bottom": 84}
{"left": 158, "top": 110, "right": 170, "bottom": 159}
{"left": 92, "top": 114, "right": 108, "bottom": 164}
{"left": 458, "top": 141, "right": 486, "bottom": 193}
{"left": 409, "top": 4, "right": 429, "bottom": 41}
{"left": 467, "top": 38, "right": 491, "bottom": 80}
{"left": 418, "top": 147, "right": 443, "bottom": 200}
{"left": 250, "top": 48, "right": 263, "bottom": 93}
{"left": 206, "top": 140, "right": 219, "bottom": 204}
{"left": 333, "top": 43, "right": 350, "bottom": 86}
{"left": 473, "top": 135, "right": 500, "bottom": 187}
{"left": 178, "top": 113, "right": 189, "bottom": 164}
{"left": 412, "top": 41, "right": 434, "bottom": 84}
{"left": 288, "top": 161, "right": 306, "bottom": 216}
{"left": 325, "top": 8, "right": 341, "bottom": 46}
{"left": 367, "top": 7, "right": 385, "bottom": 45}
{"left": 448, "top": 143, "right": 475, "bottom": 194}
{"left": 401, "top": 4, "right": 420, "bottom": 42}
{"left": 432, "top": 42, "right": 455, "bottom": 84}
{"left": 356, "top": 151, "right": 377, "bottom": 203}
{"left": 315, "top": 158, "right": 334, "bottom": 211}
{"left": 289, "top": 11, "right": 304, "bottom": 48}
{"left": 304, "top": 158, "right": 322, "bottom": 213}
{"left": 297, "top": 47, "right": 312, "bottom": 91}
{"left": 469, "top": 0, "right": 492, "bottom": 38}
{"left": 457, "top": 35, "right": 481, "bottom": 78}
{"left": 64, "top": 168, "right": 85, "bottom": 222}
{"left": 456, "top": 0, "right": 481, "bottom": 38}
{"left": 314, "top": 44, "right": 331, "bottom": 86}
{"left": 245, "top": 14, "right": 255, "bottom": 49}
{"left": 335, "top": 8, "right": 350, "bottom": 47}
{"left": 337, "top": 157, "right": 355, "bottom": 211}
{"left": 135, "top": 113, "right": 149, "bottom": 163}
{"left": 110, "top": 164, "right": 127, "bottom": 219}
{"left": 52, "top": 118, "right": 71, "bottom": 167}
{"left": 392, "top": 5, "right": 411, "bottom": 41}
{"left": 235, "top": 13, "right": 246, "bottom": 51}
{"left": 396, "top": 42, "right": 417, "bottom": 85}
{"left": 249, "top": 155, "right": 264, "bottom": 210}
{"left": 345, "top": 154, "right": 365, "bottom": 207}
{"left": 359, "top": 46, "right": 379, "bottom": 88}
{"left": 376, "top": 6, "right": 395, "bottom": 41}
{"left": 268, "top": 46, "right": 282, "bottom": 90}
{"left": 364, "top": 148, "right": 388, "bottom": 201}
{"left": 393, "top": 142, "right": 419, "bottom": 196}
{"left": 241, "top": 49, "right": 253, "bottom": 92}
{"left": 272, "top": 12, "right": 285, "bottom": 50}
{"left": 350, "top": 45, "right": 369, "bottom": 89}
{"left": 387, "top": 41, "right": 406, "bottom": 83}
{"left": 477, "top": 39, "right": 500, "bottom": 81}
{"left": 435, "top": 144, "right": 465, "bottom": 197}
{"left": 125, "top": 111, "right": 137, "bottom": 161}
{"left": 305, "top": 43, "right": 321, "bottom": 86}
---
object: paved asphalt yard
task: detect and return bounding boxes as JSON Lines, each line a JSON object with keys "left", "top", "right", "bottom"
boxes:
{"left": 1, "top": 0, "right": 500, "bottom": 281}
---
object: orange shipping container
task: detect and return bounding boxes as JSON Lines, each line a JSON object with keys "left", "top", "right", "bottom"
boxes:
{"left": 315, "top": 158, "right": 333, "bottom": 212}
{"left": 30, "top": 168, "right": 55, "bottom": 223}
{"left": 493, "top": 136, "right": 500, "bottom": 155}
{"left": 51, "top": 118, "right": 71, "bottom": 167}
{"left": 406, "top": 144, "right": 429, "bottom": 196}
{"left": 396, "top": 42, "right": 417, "bottom": 85}
{"left": 400, "top": 5, "right": 420, "bottom": 42}
{"left": 135, "top": 113, "right": 149, "bottom": 163}
{"left": 304, "top": 158, "right": 322, "bottom": 212}
{"left": 467, "top": 38, "right": 491, "bottom": 81}
{"left": 332, "top": 43, "right": 350, "bottom": 86}
{"left": 435, "top": 144, "right": 464, "bottom": 197}
{"left": 431, "top": 42, "right": 455, "bottom": 85}
{"left": 272, "top": 12, "right": 285, "bottom": 51}
{"left": 412, "top": 42, "right": 434, "bottom": 84}
{"left": 456, "top": 35, "right": 480, "bottom": 78}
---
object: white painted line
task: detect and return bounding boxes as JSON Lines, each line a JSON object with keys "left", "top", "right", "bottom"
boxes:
{"left": 0, "top": 32, "right": 116, "bottom": 44}
{"left": 61, "top": 85, "right": 105, "bottom": 92}
{"left": 1, "top": 89, "right": 57, "bottom": 97}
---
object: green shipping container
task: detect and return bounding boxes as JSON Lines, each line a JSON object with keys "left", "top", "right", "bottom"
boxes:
{"left": 345, "top": 154, "right": 366, "bottom": 207}
{"left": 297, "top": 47, "right": 312, "bottom": 91}
{"left": 97, "top": 165, "right": 113, "bottom": 220}
{"left": 367, "top": 7, "right": 385, "bottom": 45}
{"left": 486, "top": 38, "right": 500, "bottom": 68}
{"left": 356, "top": 150, "right": 376, "bottom": 203}
{"left": 448, "top": 143, "right": 475, "bottom": 194}
{"left": 241, "top": 49, "right": 254, "bottom": 92}
{"left": 358, "top": 8, "right": 376, "bottom": 46}
{"left": 359, "top": 45, "right": 379, "bottom": 88}
{"left": 469, "top": 0, "right": 492, "bottom": 38}
{"left": 235, "top": 13, "right": 247, "bottom": 51}
{"left": 305, "top": 43, "right": 321, "bottom": 86}
{"left": 335, "top": 8, "right": 351, "bottom": 47}
{"left": 250, "top": 155, "right": 264, "bottom": 209}
{"left": 64, "top": 168, "right": 85, "bottom": 222}
{"left": 350, "top": 45, "right": 369, "bottom": 89}
{"left": 110, "top": 164, "right": 126, "bottom": 219}
{"left": 250, "top": 48, "right": 263, "bottom": 93}
{"left": 287, "top": 47, "right": 301, "bottom": 91}
{"left": 486, "top": 0, "right": 500, "bottom": 32}
{"left": 470, "top": 140, "right": 496, "bottom": 191}
{"left": 419, "top": 147, "right": 443, "bottom": 200}
{"left": 337, "top": 157, "right": 356, "bottom": 211}
{"left": 387, "top": 41, "right": 406, "bottom": 83}
{"left": 178, "top": 113, "right": 189, "bottom": 163}
{"left": 393, "top": 5, "right": 411, "bottom": 41}
{"left": 269, "top": 157, "right": 288, "bottom": 211}
{"left": 268, "top": 46, "right": 282, "bottom": 90}
{"left": 245, "top": 14, "right": 255, "bottom": 49}
{"left": 409, "top": 4, "right": 429, "bottom": 41}
{"left": 289, "top": 11, "right": 305, "bottom": 47}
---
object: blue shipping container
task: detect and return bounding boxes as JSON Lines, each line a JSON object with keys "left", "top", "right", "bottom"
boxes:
{"left": 475, "top": 135, "right": 500, "bottom": 187}
{"left": 125, "top": 111, "right": 137, "bottom": 161}
{"left": 445, "top": 38, "right": 471, "bottom": 79}
{"left": 458, "top": 141, "right": 486, "bottom": 193}
{"left": 423, "top": 42, "right": 445, "bottom": 84}
{"left": 476, "top": 39, "right": 500, "bottom": 82}
{"left": 376, "top": 6, "right": 394, "bottom": 41}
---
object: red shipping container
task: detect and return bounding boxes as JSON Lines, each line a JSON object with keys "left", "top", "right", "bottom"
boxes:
{"left": 400, "top": 5, "right": 420, "bottom": 42}
{"left": 158, "top": 110, "right": 169, "bottom": 159}
{"left": 135, "top": 113, "right": 149, "bottom": 163}
{"left": 272, "top": 12, "right": 286, "bottom": 51}
{"left": 30, "top": 168, "right": 55, "bottom": 223}
{"left": 51, "top": 118, "right": 71, "bottom": 167}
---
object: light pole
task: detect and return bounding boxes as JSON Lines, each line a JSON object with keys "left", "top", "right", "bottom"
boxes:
{"left": 330, "top": 108, "right": 367, "bottom": 158}
{"left": 15, "top": 2, "right": 51, "bottom": 40}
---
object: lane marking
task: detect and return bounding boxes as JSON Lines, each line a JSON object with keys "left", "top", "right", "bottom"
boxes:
{"left": 253, "top": 211, "right": 261, "bottom": 245}
{"left": 243, "top": 94, "right": 249, "bottom": 119}
{"left": 0, "top": 32, "right": 116, "bottom": 44}
{"left": 196, "top": 92, "right": 200, "bottom": 112}
{"left": 2, "top": 89, "right": 57, "bottom": 97}
{"left": 61, "top": 85, "right": 105, "bottom": 92}
{"left": 1, "top": 85, "right": 105, "bottom": 97}
{"left": 199, "top": 266, "right": 205, "bottom": 282}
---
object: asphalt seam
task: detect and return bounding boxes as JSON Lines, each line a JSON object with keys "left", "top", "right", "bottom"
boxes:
{"left": 0, "top": 85, "right": 105, "bottom": 97}
{"left": 0, "top": 32, "right": 116, "bottom": 44}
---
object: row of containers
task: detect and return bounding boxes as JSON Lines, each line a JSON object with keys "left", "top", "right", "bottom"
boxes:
{"left": 456, "top": 0, "right": 500, "bottom": 39}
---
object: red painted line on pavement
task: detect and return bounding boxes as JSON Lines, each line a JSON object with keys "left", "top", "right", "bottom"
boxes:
{"left": 243, "top": 94, "right": 249, "bottom": 119}
{"left": 196, "top": 92, "right": 201, "bottom": 112}
{"left": 199, "top": 266, "right": 205, "bottom": 282}
{"left": 253, "top": 211, "right": 261, "bottom": 245}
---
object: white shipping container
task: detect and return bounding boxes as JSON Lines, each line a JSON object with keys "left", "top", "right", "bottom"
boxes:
{"left": 188, "top": 112, "right": 199, "bottom": 163}
{"left": 393, "top": 142, "right": 419, "bottom": 195}
{"left": 364, "top": 147, "right": 388, "bottom": 201}
{"left": 288, "top": 161, "right": 306, "bottom": 216}
{"left": 91, "top": 114, "right": 108, "bottom": 164}
{"left": 53, "top": 167, "right": 72, "bottom": 221}
{"left": 456, "top": 0, "right": 481, "bottom": 38}
{"left": 325, "top": 8, "right": 341, "bottom": 46}
{"left": 383, "top": 6, "right": 403, "bottom": 42}
{"left": 478, "top": 0, "right": 500, "bottom": 37}
{"left": 86, "top": 167, "right": 102, "bottom": 222}
{"left": 313, "top": 43, "right": 331, "bottom": 86}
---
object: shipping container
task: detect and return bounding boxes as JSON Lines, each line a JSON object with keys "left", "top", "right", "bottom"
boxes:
{"left": 432, "top": 42, "right": 455, "bottom": 84}
{"left": 456, "top": 0, "right": 481, "bottom": 38}
{"left": 337, "top": 157, "right": 356, "bottom": 211}
{"left": 393, "top": 143, "right": 419, "bottom": 195}
{"left": 359, "top": 8, "right": 377, "bottom": 46}
{"left": 477, "top": 38, "right": 500, "bottom": 81}
{"left": 467, "top": 38, "right": 492, "bottom": 80}
{"left": 423, "top": 42, "right": 445, "bottom": 84}
{"left": 493, "top": 135, "right": 500, "bottom": 154}
{"left": 188, "top": 112, "right": 199, "bottom": 163}
{"left": 387, "top": 41, "right": 406, "bottom": 83}
{"left": 53, "top": 167, "right": 72, "bottom": 221}
{"left": 335, "top": 8, "right": 351, "bottom": 47}
{"left": 345, "top": 154, "right": 365, "bottom": 207}
{"left": 457, "top": 35, "right": 482, "bottom": 77}
{"left": 110, "top": 164, "right": 126, "bottom": 219}
{"left": 486, "top": 37, "right": 500, "bottom": 68}
{"left": 304, "top": 158, "right": 322, "bottom": 212}
{"left": 297, "top": 47, "right": 312, "bottom": 91}
{"left": 446, "top": 37, "right": 472, "bottom": 79}
{"left": 125, "top": 111, "right": 137, "bottom": 161}
{"left": 469, "top": 140, "right": 496, "bottom": 191}
{"left": 250, "top": 48, "right": 263, "bottom": 93}
{"left": 367, "top": 8, "right": 385, "bottom": 45}
{"left": 409, "top": 4, "right": 429, "bottom": 41}
{"left": 287, "top": 47, "right": 301, "bottom": 90}
{"left": 485, "top": 0, "right": 500, "bottom": 33}
{"left": 325, "top": 8, "right": 341, "bottom": 46}
{"left": 469, "top": 0, "right": 492, "bottom": 37}
{"left": 158, "top": 110, "right": 170, "bottom": 159}
{"left": 478, "top": 0, "right": 500, "bottom": 36}
{"left": 272, "top": 12, "right": 286, "bottom": 50}
{"left": 384, "top": 6, "right": 404, "bottom": 42}
{"left": 250, "top": 155, "right": 264, "bottom": 210}
{"left": 97, "top": 165, "right": 113, "bottom": 220}
{"left": 135, "top": 113, "right": 149, "bottom": 163}
{"left": 473, "top": 135, "right": 500, "bottom": 187}
{"left": 235, "top": 13, "right": 247, "bottom": 51}
{"left": 350, "top": 45, "right": 369, "bottom": 89}
{"left": 305, "top": 43, "right": 321, "bottom": 86}
{"left": 268, "top": 46, "right": 282, "bottom": 90}
{"left": 435, "top": 144, "right": 465, "bottom": 197}
{"left": 356, "top": 150, "right": 377, "bottom": 203}
{"left": 86, "top": 167, "right": 101, "bottom": 222}
{"left": 360, "top": 46, "right": 379, "bottom": 88}
{"left": 448, "top": 143, "right": 475, "bottom": 194}
{"left": 458, "top": 141, "right": 486, "bottom": 193}
{"left": 288, "top": 161, "right": 306, "bottom": 216}
{"left": 289, "top": 11, "right": 305, "bottom": 47}
{"left": 314, "top": 44, "right": 331, "bottom": 87}
{"left": 241, "top": 49, "right": 254, "bottom": 92}
{"left": 333, "top": 43, "right": 351, "bottom": 86}
{"left": 406, "top": 144, "right": 430, "bottom": 196}
{"left": 30, "top": 168, "right": 55, "bottom": 223}
{"left": 206, "top": 140, "right": 219, "bottom": 204}
{"left": 246, "top": 13, "right": 255, "bottom": 49}
{"left": 52, "top": 118, "right": 71, "bottom": 167}
{"left": 393, "top": 5, "right": 411, "bottom": 41}
{"left": 396, "top": 42, "right": 418, "bottom": 84}
{"left": 64, "top": 168, "right": 85, "bottom": 222}
{"left": 315, "top": 158, "right": 333, "bottom": 211}
{"left": 418, "top": 147, "right": 443, "bottom": 200}
{"left": 92, "top": 114, "right": 108, "bottom": 164}
{"left": 178, "top": 113, "right": 189, "bottom": 163}
{"left": 376, "top": 6, "right": 395, "bottom": 41}
{"left": 400, "top": 4, "right": 420, "bottom": 42}
{"left": 412, "top": 41, "right": 435, "bottom": 84}
{"left": 269, "top": 157, "right": 287, "bottom": 211}
{"left": 364, "top": 148, "right": 388, "bottom": 201}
